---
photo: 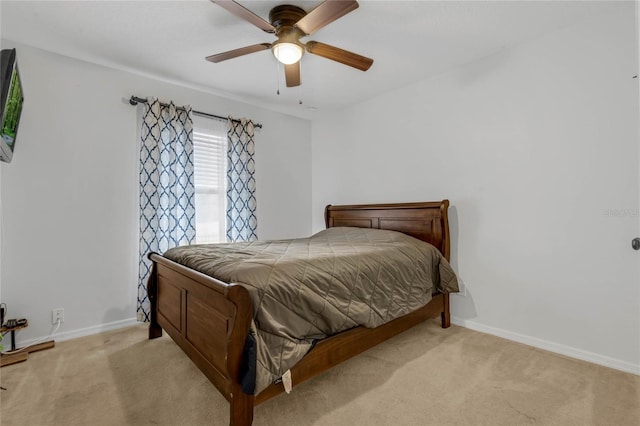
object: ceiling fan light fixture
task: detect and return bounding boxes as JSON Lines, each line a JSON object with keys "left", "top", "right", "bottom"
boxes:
{"left": 272, "top": 42, "right": 303, "bottom": 65}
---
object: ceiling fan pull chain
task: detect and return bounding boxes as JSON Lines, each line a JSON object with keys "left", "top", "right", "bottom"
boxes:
{"left": 276, "top": 60, "right": 281, "bottom": 95}
{"left": 299, "top": 63, "right": 303, "bottom": 105}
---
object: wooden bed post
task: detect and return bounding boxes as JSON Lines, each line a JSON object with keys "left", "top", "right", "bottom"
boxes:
{"left": 146, "top": 255, "right": 163, "bottom": 339}
{"left": 227, "top": 285, "right": 256, "bottom": 426}
{"left": 441, "top": 293, "right": 451, "bottom": 329}
{"left": 439, "top": 200, "right": 452, "bottom": 329}
{"left": 440, "top": 199, "right": 451, "bottom": 262}
{"left": 229, "top": 389, "right": 254, "bottom": 426}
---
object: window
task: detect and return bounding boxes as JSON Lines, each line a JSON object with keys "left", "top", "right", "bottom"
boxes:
{"left": 193, "top": 114, "right": 227, "bottom": 244}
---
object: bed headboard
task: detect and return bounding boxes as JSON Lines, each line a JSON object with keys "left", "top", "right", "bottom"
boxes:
{"left": 324, "top": 200, "right": 450, "bottom": 261}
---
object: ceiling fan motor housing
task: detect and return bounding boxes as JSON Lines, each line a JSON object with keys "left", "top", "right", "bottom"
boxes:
{"left": 269, "top": 5, "right": 307, "bottom": 36}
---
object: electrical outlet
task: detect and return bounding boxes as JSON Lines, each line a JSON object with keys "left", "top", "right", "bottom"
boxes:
{"left": 52, "top": 308, "right": 64, "bottom": 324}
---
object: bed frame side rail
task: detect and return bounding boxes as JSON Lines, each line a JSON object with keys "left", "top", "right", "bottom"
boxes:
{"left": 255, "top": 292, "right": 448, "bottom": 404}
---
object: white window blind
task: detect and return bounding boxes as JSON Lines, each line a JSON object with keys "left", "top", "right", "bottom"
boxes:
{"left": 193, "top": 114, "right": 227, "bottom": 244}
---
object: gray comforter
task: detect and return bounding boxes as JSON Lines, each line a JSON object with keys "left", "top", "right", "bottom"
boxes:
{"left": 163, "top": 227, "right": 458, "bottom": 394}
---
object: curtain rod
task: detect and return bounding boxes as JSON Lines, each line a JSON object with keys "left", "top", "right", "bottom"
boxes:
{"left": 128, "top": 96, "right": 262, "bottom": 129}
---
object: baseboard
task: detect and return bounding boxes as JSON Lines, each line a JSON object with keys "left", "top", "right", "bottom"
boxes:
{"left": 16, "top": 317, "right": 139, "bottom": 347}
{"left": 13, "top": 315, "right": 639, "bottom": 376}
{"left": 451, "top": 316, "right": 640, "bottom": 376}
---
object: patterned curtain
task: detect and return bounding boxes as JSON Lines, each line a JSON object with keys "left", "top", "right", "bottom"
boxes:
{"left": 226, "top": 118, "right": 258, "bottom": 242}
{"left": 137, "top": 98, "right": 195, "bottom": 321}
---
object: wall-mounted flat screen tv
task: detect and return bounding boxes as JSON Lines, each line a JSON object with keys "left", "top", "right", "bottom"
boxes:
{"left": 0, "top": 48, "right": 24, "bottom": 163}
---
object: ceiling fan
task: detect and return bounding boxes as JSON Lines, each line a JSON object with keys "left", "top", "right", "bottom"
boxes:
{"left": 206, "top": 0, "right": 374, "bottom": 88}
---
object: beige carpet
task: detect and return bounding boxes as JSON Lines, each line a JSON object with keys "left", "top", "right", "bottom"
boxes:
{"left": 0, "top": 320, "right": 638, "bottom": 426}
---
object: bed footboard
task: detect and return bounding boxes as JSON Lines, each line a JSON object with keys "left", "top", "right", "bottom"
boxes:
{"left": 147, "top": 253, "right": 255, "bottom": 426}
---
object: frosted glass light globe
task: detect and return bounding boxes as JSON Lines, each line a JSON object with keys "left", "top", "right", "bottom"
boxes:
{"left": 273, "top": 43, "right": 303, "bottom": 65}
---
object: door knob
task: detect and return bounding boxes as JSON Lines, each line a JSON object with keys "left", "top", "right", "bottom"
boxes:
{"left": 633, "top": 238, "right": 640, "bottom": 250}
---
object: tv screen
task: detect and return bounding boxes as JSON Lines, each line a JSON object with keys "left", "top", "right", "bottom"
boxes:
{"left": 0, "top": 48, "right": 24, "bottom": 163}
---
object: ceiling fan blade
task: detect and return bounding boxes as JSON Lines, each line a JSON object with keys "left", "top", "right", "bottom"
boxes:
{"left": 211, "top": 0, "right": 275, "bottom": 33}
{"left": 295, "top": 0, "right": 359, "bottom": 36}
{"left": 306, "top": 41, "right": 373, "bottom": 71}
{"left": 285, "top": 62, "right": 301, "bottom": 87}
{"left": 206, "top": 43, "right": 272, "bottom": 63}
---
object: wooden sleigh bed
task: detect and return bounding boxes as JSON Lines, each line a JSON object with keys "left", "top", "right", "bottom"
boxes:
{"left": 147, "top": 200, "right": 453, "bottom": 426}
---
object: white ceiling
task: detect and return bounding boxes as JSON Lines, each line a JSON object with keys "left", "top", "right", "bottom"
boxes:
{"left": 0, "top": 0, "right": 625, "bottom": 119}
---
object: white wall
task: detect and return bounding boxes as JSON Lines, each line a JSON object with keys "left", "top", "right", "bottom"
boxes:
{"left": 312, "top": 8, "right": 640, "bottom": 372}
{"left": 0, "top": 41, "right": 312, "bottom": 344}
